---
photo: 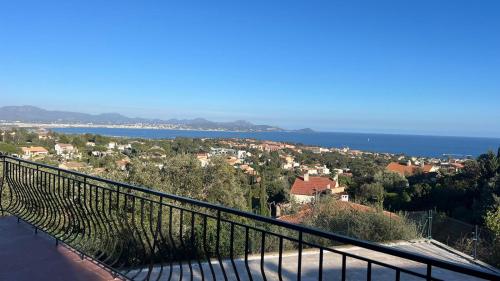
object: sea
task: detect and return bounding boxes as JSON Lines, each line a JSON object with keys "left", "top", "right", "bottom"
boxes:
{"left": 51, "top": 127, "right": 500, "bottom": 158}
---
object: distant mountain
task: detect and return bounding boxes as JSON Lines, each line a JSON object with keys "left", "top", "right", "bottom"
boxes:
{"left": 294, "top": 128, "right": 316, "bottom": 133}
{"left": 0, "top": 105, "right": 284, "bottom": 132}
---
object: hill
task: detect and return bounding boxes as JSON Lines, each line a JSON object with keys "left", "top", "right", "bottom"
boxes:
{"left": 0, "top": 105, "right": 284, "bottom": 132}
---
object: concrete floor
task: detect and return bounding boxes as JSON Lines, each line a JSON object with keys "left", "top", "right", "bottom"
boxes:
{"left": 126, "top": 241, "right": 497, "bottom": 281}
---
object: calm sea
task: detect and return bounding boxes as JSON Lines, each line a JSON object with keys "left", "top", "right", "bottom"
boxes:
{"left": 52, "top": 127, "right": 500, "bottom": 158}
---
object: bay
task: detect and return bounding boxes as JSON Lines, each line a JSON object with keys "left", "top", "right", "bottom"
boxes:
{"left": 51, "top": 127, "right": 500, "bottom": 158}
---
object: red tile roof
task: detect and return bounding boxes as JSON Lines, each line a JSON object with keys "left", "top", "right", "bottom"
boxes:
{"left": 290, "top": 176, "right": 337, "bottom": 196}
{"left": 56, "top": 143, "right": 74, "bottom": 148}
{"left": 422, "top": 164, "right": 436, "bottom": 173}
{"left": 386, "top": 162, "right": 436, "bottom": 176}
{"left": 278, "top": 202, "right": 399, "bottom": 224}
{"left": 451, "top": 163, "right": 465, "bottom": 169}
{"left": 386, "top": 162, "right": 415, "bottom": 176}
{"left": 278, "top": 205, "right": 313, "bottom": 224}
{"left": 22, "top": 146, "right": 48, "bottom": 153}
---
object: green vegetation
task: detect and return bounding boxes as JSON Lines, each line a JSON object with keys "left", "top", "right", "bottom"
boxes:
{"left": 301, "top": 148, "right": 500, "bottom": 228}
{"left": 0, "top": 142, "right": 20, "bottom": 154}
{"left": 303, "top": 198, "right": 419, "bottom": 242}
{"left": 0, "top": 127, "right": 499, "bottom": 262}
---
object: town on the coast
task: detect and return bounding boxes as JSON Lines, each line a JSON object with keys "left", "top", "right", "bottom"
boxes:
{"left": 1, "top": 126, "right": 499, "bottom": 267}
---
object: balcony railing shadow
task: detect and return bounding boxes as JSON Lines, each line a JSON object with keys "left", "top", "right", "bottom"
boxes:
{"left": 0, "top": 155, "right": 498, "bottom": 281}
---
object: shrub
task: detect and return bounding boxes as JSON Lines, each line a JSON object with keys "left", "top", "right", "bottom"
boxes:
{"left": 303, "top": 198, "right": 420, "bottom": 242}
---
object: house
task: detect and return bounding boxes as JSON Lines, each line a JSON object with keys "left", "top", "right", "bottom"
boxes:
{"left": 55, "top": 143, "right": 76, "bottom": 156}
{"left": 332, "top": 168, "right": 344, "bottom": 175}
{"left": 225, "top": 156, "right": 241, "bottom": 166}
{"left": 386, "top": 161, "right": 439, "bottom": 177}
{"left": 315, "top": 165, "right": 330, "bottom": 175}
{"left": 86, "top": 141, "right": 96, "bottom": 147}
{"left": 239, "top": 164, "right": 256, "bottom": 175}
{"left": 450, "top": 162, "right": 465, "bottom": 171}
{"left": 300, "top": 165, "right": 318, "bottom": 175}
{"left": 300, "top": 164, "right": 330, "bottom": 176}
{"left": 37, "top": 130, "right": 51, "bottom": 140}
{"left": 91, "top": 151, "right": 107, "bottom": 157}
{"left": 283, "top": 162, "right": 294, "bottom": 170}
{"left": 115, "top": 158, "right": 131, "bottom": 171}
{"left": 210, "top": 147, "right": 236, "bottom": 157}
{"left": 196, "top": 153, "right": 210, "bottom": 167}
{"left": 263, "top": 144, "right": 281, "bottom": 152}
{"left": 290, "top": 174, "right": 344, "bottom": 204}
{"left": 21, "top": 146, "right": 48, "bottom": 159}
{"left": 282, "top": 155, "right": 299, "bottom": 170}
{"left": 108, "top": 142, "right": 117, "bottom": 149}
{"left": 117, "top": 144, "right": 132, "bottom": 151}
{"left": 237, "top": 150, "right": 249, "bottom": 159}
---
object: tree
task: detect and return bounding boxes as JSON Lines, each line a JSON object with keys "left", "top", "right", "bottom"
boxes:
{"left": 161, "top": 154, "right": 203, "bottom": 198}
{"left": 203, "top": 157, "right": 247, "bottom": 210}
{"left": 303, "top": 197, "right": 419, "bottom": 242}
{"left": 259, "top": 177, "right": 269, "bottom": 216}
{"left": 485, "top": 206, "right": 500, "bottom": 236}
{"left": 71, "top": 136, "right": 86, "bottom": 149}
{"left": 266, "top": 178, "right": 289, "bottom": 204}
{"left": 0, "top": 143, "right": 21, "bottom": 154}
{"left": 473, "top": 150, "right": 500, "bottom": 223}
{"left": 374, "top": 171, "right": 408, "bottom": 193}
{"left": 127, "top": 159, "right": 165, "bottom": 190}
{"left": 356, "top": 183, "right": 384, "bottom": 205}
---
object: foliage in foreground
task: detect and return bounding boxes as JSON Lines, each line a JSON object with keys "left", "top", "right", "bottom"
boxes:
{"left": 303, "top": 198, "right": 420, "bottom": 242}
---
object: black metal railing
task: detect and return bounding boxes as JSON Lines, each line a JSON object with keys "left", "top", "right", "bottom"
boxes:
{"left": 0, "top": 155, "right": 498, "bottom": 281}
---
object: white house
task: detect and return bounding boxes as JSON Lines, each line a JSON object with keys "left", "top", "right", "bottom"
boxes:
{"left": 117, "top": 144, "right": 132, "bottom": 151}
{"left": 315, "top": 165, "right": 330, "bottom": 175}
{"left": 55, "top": 143, "right": 76, "bottom": 156}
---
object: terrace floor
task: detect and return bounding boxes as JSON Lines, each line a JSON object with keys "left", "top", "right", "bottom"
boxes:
{"left": 0, "top": 216, "right": 121, "bottom": 281}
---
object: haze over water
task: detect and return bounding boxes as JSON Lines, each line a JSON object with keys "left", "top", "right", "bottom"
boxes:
{"left": 53, "top": 127, "right": 500, "bottom": 158}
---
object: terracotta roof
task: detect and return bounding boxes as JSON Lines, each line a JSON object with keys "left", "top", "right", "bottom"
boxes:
{"left": 422, "top": 164, "right": 436, "bottom": 173}
{"left": 278, "top": 205, "right": 313, "bottom": 224}
{"left": 56, "top": 143, "right": 73, "bottom": 148}
{"left": 386, "top": 162, "right": 437, "bottom": 176}
{"left": 115, "top": 158, "right": 131, "bottom": 166}
{"left": 278, "top": 202, "right": 399, "bottom": 225}
{"left": 386, "top": 162, "right": 415, "bottom": 176}
{"left": 59, "top": 162, "right": 86, "bottom": 169}
{"left": 334, "top": 201, "right": 399, "bottom": 218}
{"left": 22, "top": 146, "right": 48, "bottom": 153}
{"left": 451, "top": 163, "right": 465, "bottom": 169}
{"left": 290, "top": 176, "right": 337, "bottom": 196}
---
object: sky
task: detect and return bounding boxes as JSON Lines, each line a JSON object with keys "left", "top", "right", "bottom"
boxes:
{"left": 0, "top": 1, "right": 499, "bottom": 137}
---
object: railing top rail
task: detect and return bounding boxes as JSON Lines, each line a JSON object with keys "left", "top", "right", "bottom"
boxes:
{"left": 1, "top": 155, "right": 498, "bottom": 279}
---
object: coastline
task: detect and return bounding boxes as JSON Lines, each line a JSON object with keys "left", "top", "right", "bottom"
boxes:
{"left": 0, "top": 122, "right": 285, "bottom": 133}
{"left": 47, "top": 127, "right": 500, "bottom": 158}
{"left": 2, "top": 122, "right": 499, "bottom": 158}
{"left": 3, "top": 122, "right": 500, "bottom": 140}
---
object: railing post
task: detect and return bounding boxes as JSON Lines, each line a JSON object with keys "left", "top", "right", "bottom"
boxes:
{"left": 427, "top": 210, "right": 433, "bottom": 240}
{"left": 0, "top": 155, "right": 5, "bottom": 216}
{"left": 472, "top": 225, "right": 478, "bottom": 260}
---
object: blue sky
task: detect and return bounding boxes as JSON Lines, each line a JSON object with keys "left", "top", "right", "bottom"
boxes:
{"left": 1, "top": 1, "right": 499, "bottom": 137}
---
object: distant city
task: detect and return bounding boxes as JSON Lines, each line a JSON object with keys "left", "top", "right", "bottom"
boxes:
{"left": 0, "top": 105, "right": 314, "bottom": 132}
